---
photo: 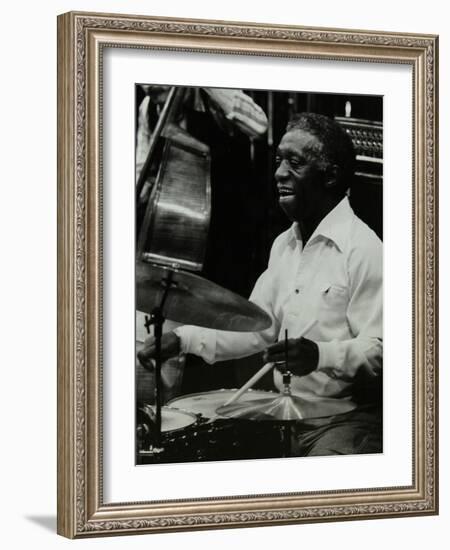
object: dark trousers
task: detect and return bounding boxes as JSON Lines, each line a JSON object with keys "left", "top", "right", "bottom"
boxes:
{"left": 290, "top": 406, "right": 382, "bottom": 457}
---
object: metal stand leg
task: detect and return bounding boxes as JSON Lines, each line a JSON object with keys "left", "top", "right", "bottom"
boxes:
{"left": 282, "top": 424, "right": 292, "bottom": 458}
{"left": 152, "top": 307, "right": 163, "bottom": 449}
{"left": 147, "top": 269, "right": 174, "bottom": 452}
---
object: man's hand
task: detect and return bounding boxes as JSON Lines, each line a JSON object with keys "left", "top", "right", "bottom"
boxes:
{"left": 137, "top": 331, "right": 181, "bottom": 371}
{"left": 263, "top": 337, "right": 319, "bottom": 377}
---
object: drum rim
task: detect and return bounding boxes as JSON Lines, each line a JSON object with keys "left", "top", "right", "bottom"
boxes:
{"left": 139, "top": 403, "right": 198, "bottom": 433}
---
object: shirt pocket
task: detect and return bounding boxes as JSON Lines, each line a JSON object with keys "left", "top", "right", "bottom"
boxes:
{"left": 321, "top": 283, "right": 347, "bottom": 300}
{"left": 317, "top": 283, "right": 349, "bottom": 326}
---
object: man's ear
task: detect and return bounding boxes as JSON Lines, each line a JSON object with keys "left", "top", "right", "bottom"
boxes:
{"left": 323, "top": 164, "right": 340, "bottom": 189}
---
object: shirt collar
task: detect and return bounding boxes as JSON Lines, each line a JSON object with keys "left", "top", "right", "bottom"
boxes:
{"left": 289, "top": 196, "right": 354, "bottom": 252}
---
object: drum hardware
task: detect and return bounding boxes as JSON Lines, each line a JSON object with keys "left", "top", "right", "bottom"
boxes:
{"left": 141, "top": 269, "right": 175, "bottom": 451}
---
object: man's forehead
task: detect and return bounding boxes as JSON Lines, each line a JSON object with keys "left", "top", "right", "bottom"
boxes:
{"left": 278, "top": 129, "right": 323, "bottom": 152}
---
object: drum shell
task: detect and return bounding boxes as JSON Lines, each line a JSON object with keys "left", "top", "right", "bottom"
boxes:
{"left": 137, "top": 389, "right": 284, "bottom": 464}
{"left": 136, "top": 404, "right": 197, "bottom": 452}
{"left": 137, "top": 418, "right": 284, "bottom": 464}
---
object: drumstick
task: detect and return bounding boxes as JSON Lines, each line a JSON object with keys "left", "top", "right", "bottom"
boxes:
{"left": 221, "top": 319, "right": 317, "bottom": 408}
{"left": 221, "top": 363, "right": 275, "bottom": 408}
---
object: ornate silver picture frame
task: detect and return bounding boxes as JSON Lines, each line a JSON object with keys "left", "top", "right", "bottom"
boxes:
{"left": 57, "top": 11, "right": 438, "bottom": 538}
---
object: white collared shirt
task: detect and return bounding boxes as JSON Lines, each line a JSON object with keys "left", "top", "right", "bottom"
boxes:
{"left": 175, "top": 197, "right": 382, "bottom": 399}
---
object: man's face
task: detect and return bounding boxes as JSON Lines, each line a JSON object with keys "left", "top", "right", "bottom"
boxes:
{"left": 275, "top": 129, "right": 328, "bottom": 223}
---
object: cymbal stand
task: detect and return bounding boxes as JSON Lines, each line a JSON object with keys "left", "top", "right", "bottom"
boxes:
{"left": 281, "top": 329, "right": 292, "bottom": 458}
{"left": 281, "top": 371, "right": 294, "bottom": 458}
{"left": 147, "top": 268, "right": 175, "bottom": 452}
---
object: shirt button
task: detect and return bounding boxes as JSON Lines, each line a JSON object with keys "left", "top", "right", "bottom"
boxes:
{"left": 295, "top": 289, "right": 300, "bottom": 294}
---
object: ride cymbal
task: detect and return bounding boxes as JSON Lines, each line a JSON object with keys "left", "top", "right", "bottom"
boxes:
{"left": 136, "top": 262, "right": 272, "bottom": 332}
{"left": 216, "top": 393, "right": 356, "bottom": 421}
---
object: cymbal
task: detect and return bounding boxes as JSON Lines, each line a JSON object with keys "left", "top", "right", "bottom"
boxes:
{"left": 136, "top": 261, "right": 272, "bottom": 332}
{"left": 216, "top": 393, "right": 356, "bottom": 422}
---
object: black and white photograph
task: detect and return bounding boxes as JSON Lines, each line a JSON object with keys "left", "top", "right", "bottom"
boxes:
{"left": 134, "top": 85, "right": 383, "bottom": 465}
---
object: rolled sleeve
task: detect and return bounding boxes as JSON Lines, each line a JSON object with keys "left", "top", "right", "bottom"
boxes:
{"left": 317, "top": 337, "right": 382, "bottom": 381}
{"left": 174, "top": 326, "right": 217, "bottom": 364}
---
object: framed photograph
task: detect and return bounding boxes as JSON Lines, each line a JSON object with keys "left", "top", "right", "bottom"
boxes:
{"left": 57, "top": 11, "right": 438, "bottom": 538}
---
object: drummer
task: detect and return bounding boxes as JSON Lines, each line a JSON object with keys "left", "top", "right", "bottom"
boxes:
{"left": 138, "top": 112, "right": 383, "bottom": 457}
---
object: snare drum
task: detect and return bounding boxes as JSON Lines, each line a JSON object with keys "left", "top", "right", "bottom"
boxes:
{"left": 137, "top": 390, "right": 285, "bottom": 464}
{"left": 136, "top": 404, "right": 197, "bottom": 454}
{"left": 159, "top": 389, "right": 284, "bottom": 463}
{"left": 139, "top": 403, "right": 197, "bottom": 432}
{"left": 167, "top": 388, "right": 278, "bottom": 420}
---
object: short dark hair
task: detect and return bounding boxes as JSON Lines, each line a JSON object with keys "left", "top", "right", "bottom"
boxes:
{"left": 286, "top": 112, "right": 356, "bottom": 194}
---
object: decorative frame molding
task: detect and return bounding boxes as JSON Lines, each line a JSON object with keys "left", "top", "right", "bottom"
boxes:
{"left": 57, "top": 11, "right": 438, "bottom": 538}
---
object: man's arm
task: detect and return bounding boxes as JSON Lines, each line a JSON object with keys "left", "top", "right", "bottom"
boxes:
{"left": 202, "top": 88, "right": 268, "bottom": 138}
{"left": 174, "top": 267, "right": 279, "bottom": 363}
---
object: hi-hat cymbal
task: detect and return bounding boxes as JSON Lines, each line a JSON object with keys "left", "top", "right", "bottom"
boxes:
{"left": 136, "top": 261, "right": 272, "bottom": 332}
{"left": 216, "top": 393, "right": 356, "bottom": 421}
